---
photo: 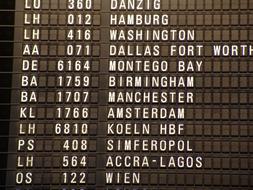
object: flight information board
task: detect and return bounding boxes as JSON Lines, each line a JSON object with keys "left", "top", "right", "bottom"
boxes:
{"left": 0, "top": 0, "right": 252, "bottom": 190}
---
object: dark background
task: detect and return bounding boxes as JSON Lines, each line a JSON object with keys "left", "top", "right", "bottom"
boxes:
{"left": 0, "top": 0, "right": 15, "bottom": 189}
{"left": 1, "top": 0, "right": 253, "bottom": 189}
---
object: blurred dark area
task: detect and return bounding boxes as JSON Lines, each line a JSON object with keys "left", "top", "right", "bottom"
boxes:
{"left": 0, "top": 0, "right": 15, "bottom": 188}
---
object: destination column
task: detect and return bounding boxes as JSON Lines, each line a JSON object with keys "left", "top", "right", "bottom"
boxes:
{"left": 105, "top": 0, "right": 204, "bottom": 189}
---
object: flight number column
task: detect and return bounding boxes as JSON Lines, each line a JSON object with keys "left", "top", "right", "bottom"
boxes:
{"left": 55, "top": 0, "right": 100, "bottom": 189}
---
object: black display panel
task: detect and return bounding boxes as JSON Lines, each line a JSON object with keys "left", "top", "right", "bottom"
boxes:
{"left": 0, "top": 0, "right": 252, "bottom": 190}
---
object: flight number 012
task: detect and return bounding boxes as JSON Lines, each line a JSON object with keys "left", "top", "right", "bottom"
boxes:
{"left": 67, "top": 14, "right": 91, "bottom": 25}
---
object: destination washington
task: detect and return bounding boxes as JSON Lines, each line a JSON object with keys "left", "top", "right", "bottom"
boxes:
{"left": 109, "top": 75, "right": 194, "bottom": 87}
{"left": 110, "top": 29, "right": 195, "bottom": 41}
